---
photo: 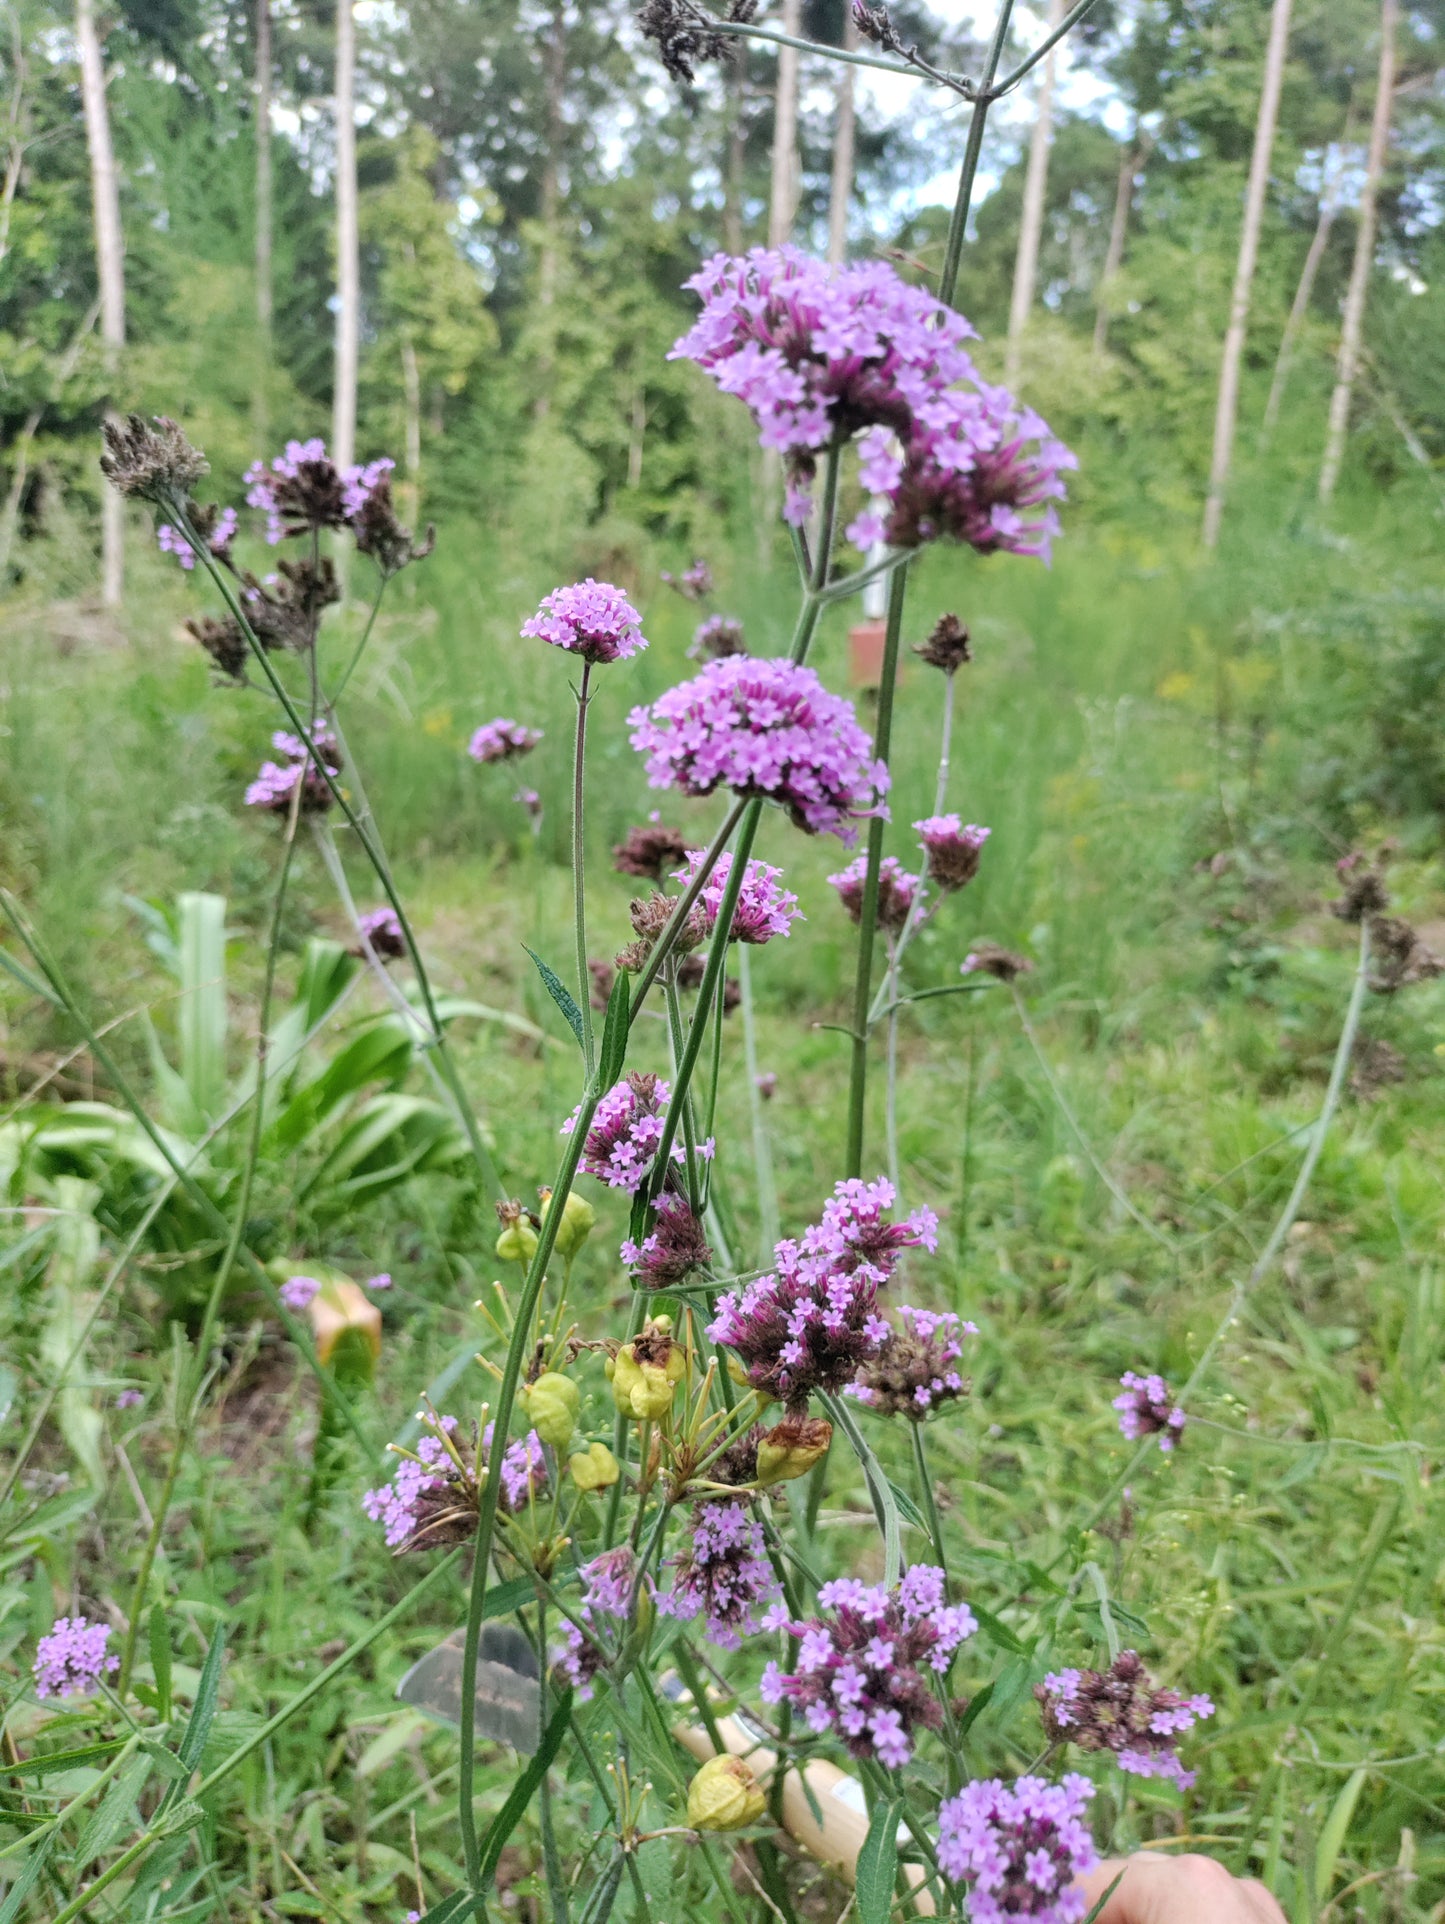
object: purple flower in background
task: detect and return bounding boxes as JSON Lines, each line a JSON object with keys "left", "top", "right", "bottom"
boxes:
{"left": 621, "top": 1191, "right": 712, "bottom": 1287}
{"left": 356, "top": 906, "right": 406, "bottom": 961}
{"left": 157, "top": 508, "right": 236, "bottom": 571}
{"left": 1114, "top": 1371, "right": 1186, "bottom": 1452}
{"left": 760, "top": 1564, "right": 976, "bottom": 1766}
{"left": 468, "top": 718, "right": 543, "bottom": 765}
{"left": 880, "top": 388, "right": 1077, "bottom": 561}
{"left": 689, "top": 614, "right": 747, "bottom": 661}
{"left": 34, "top": 1616, "right": 119, "bottom": 1699}
{"left": 244, "top": 438, "right": 345, "bottom": 543}
{"left": 935, "top": 1774, "right": 1097, "bottom": 1922}
{"left": 914, "top": 815, "right": 990, "bottom": 891}
{"left": 629, "top": 656, "right": 887, "bottom": 844}
{"left": 245, "top": 725, "right": 340, "bottom": 817}
{"left": 341, "top": 456, "right": 395, "bottom": 520}
{"left": 498, "top": 1431, "right": 547, "bottom": 1511}
{"left": 673, "top": 849, "right": 803, "bottom": 945}
{"left": 1036, "top": 1651, "right": 1214, "bottom": 1789}
{"left": 827, "top": 853, "right": 921, "bottom": 934}
{"left": 280, "top": 1275, "right": 321, "bottom": 1311}
{"left": 755, "top": 1072, "right": 777, "bottom": 1100}
{"left": 659, "top": 1500, "right": 780, "bottom": 1650}
{"left": 115, "top": 1388, "right": 144, "bottom": 1409}
{"left": 565, "top": 1073, "right": 670, "bottom": 1193}
{"left": 613, "top": 821, "right": 692, "bottom": 881}
{"left": 514, "top": 787, "right": 543, "bottom": 823}
{"left": 365, "top": 1272, "right": 393, "bottom": 1291}
{"left": 362, "top": 1414, "right": 478, "bottom": 1554}
{"left": 662, "top": 558, "right": 714, "bottom": 600}
{"left": 848, "top": 1306, "right": 976, "bottom": 1419}
{"left": 522, "top": 579, "right": 648, "bottom": 665}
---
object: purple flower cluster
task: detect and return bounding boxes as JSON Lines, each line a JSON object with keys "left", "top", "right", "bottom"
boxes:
{"left": 244, "top": 725, "right": 340, "bottom": 816}
{"left": 658, "top": 1499, "right": 780, "bottom": 1650}
{"left": 34, "top": 1616, "right": 119, "bottom": 1699}
{"left": 468, "top": 717, "right": 543, "bottom": 765}
{"left": 357, "top": 906, "right": 406, "bottom": 961}
{"left": 280, "top": 1275, "right": 321, "bottom": 1311}
{"left": 935, "top": 1774, "right": 1097, "bottom": 1923}
{"left": 1037, "top": 1651, "right": 1214, "bottom": 1789}
{"left": 689, "top": 613, "right": 747, "bottom": 661}
{"left": 673, "top": 849, "right": 803, "bottom": 945}
{"left": 362, "top": 1413, "right": 543, "bottom": 1554}
{"left": 1114, "top": 1372, "right": 1186, "bottom": 1452}
{"left": 662, "top": 558, "right": 713, "bottom": 600}
{"left": 497, "top": 1429, "right": 547, "bottom": 1510}
{"left": 670, "top": 248, "right": 1074, "bottom": 557}
{"left": 245, "top": 438, "right": 386, "bottom": 544}
{"left": 760, "top": 1565, "right": 975, "bottom": 1767}
{"left": 565, "top": 1073, "right": 667, "bottom": 1193}
{"left": 362, "top": 1423, "right": 461, "bottom": 1550}
{"left": 915, "top": 814, "right": 990, "bottom": 891}
{"left": 522, "top": 579, "right": 647, "bottom": 665}
{"left": 157, "top": 507, "right": 237, "bottom": 570}
{"left": 827, "top": 853, "right": 921, "bottom": 933}
{"left": 621, "top": 1190, "right": 712, "bottom": 1287}
{"left": 708, "top": 1178, "right": 937, "bottom": 1409}
{"left": 848, "top": 1306, "right": 976, "bottom": 1418}
{"left": 556, "top": 1547, "right": 646, "bottom": 1700}
{"left": 629, "top": 656, "right": 887, "bottom": 844}
{"left": 341, "top": 456, "right": 395, "bottom": 521}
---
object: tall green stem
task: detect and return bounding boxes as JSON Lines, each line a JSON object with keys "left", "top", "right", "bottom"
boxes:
{"left": 572, "top": 661, "right": 595, "bottom": 1072}
{"left": 938, "top": 0, "right": 1017, "bottom": 306}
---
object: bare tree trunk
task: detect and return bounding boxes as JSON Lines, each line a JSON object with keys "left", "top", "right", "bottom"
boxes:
{"left": 723, "top": 55, "right": 746, "bottom": 255}
{"left": 826, "top": 8, "right": 858, "bottom": 265}
{"left": 533, "top": 3, "right": 567, "bottom": 419}
{"left": 1319, "top": 0, "right": 1397, "bottom": 502}
{"left": 332, "top": 0, "right": 358, "bottom": 473}
{"left": 1092, "top": 125, "right": 1154, "bottom": 358}
{"left": 767, "top": 0, "right": 801, "bottom": 247}
{"left": 254, "top": 0, "right": 273, "bottom": 442}
{"left": 1, "top": 13, "right": 30, "bottom": 270}
{"left": 400, "top": 333, "right": 421, "bottom": 523}
{"left": 1261, "top": 126, "right": 1350, "bottom": 439}
{"left": 1201, "top": 0, "right": 1293, "bottom": 548}
{"left": 1005, "top": 0, "right": 1066, "bottom": 385}
{"left": 75, "top": 0, "right": 125, "bottom": 606}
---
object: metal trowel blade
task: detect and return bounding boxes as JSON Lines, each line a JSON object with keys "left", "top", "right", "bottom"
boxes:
{"left": 396, "top": 1621, "right": 541, "bottom": 1753}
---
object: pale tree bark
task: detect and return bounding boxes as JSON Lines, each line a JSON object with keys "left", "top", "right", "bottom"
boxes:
{"left": 332, "top": 0, "right": 359, "bottom": 473}
{"left": 75, "top": 0, "right": 126, "bottom": 606}
{"left": 1201, "top": 0, "right": 1293, "bottom": 548}
{"left": 254, "top": 0, "right": 273, "bottom": 441}
{"left": 1261, "top": 119, "right": 1350, "bottom": 439}
{"left": 533, "top": 2, "right": 567, "bottom": 419}
{"left": 767, "top": 0, "right": 801, "bottom": 247}
{"left": 1092, "top": 124, "right": 1154, "bottom": 357}
{"left": 826, "top": 7, "right": 858, "bottom": 265}
{"left": 1005, "top": 0, "right": 1066, "bottom": 386}
{"left": 2, "top": 13, "right": 30, "bottom": 270}
{"left": 723, "top": 54, "right": 746, "bottom": 255}
{"left": 1319, "top": 0, "right": 1398, "bottom": 502}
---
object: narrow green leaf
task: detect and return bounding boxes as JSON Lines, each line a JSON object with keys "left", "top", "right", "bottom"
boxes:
{"left": 156, "top": 1797, "right": 207, "bottom": 1839}
{"left": 0, "top": 1828, "right": 58, "bottom": 1924}
{"left": 478, "top": 1690, "right": 573, "bottom": 1889}
{"left": 523, "top": 946, "right": 585, "bottom": 1050}
{"left": 72, "top": 1750, "right": 152, "bottom": 1866}
{"left": 176, "top": 1623, "right": 226, "bottom": 1773}
{"left": 150, "top": 1602, "right": 173, "bottom": 1722}
{"left": 1314, "top": 1766, "right": 1367, "bottom": 1898}
{"left": 177, "top": 891, "right": 228, "bottom": 1124}
{"left": 855, "top": 1798, "right": 901, "bottom": 1924}
{"left": 954, "top": 1677, "right": 996, "bottom": 1738}
{"left": 0, "top": 1738, "right": 128, "bottom": 1779}
{"left": 597, "top": 969, "right": 630, "bottom": 1087}
{"left": 965, "top": 1603, "right": 1025, "bottom": 1656}
{"left": 1082, "top": 1870, "right": 1125, "bottom": 1924}
{"left": 418, "top": 1894, "right": 478, "bottom": 1924}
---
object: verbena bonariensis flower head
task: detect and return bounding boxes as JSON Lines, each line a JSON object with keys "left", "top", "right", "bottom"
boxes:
{"left": 613, "top": 820, "right": 691, "bottom": 881}
{"left": 244, "top": 726, "right": 341, "bottom": 815}
{"left": 621, "top": 1190, "right": 712, "bottom": 1287}
{"left": 362, "top": 1415, "right": 477, "bottom": 1552}
{"left": 662, "top": 557, "right": 714, "bottom": 600}
{"left": 914, "top": 612, "right": 972, "bottom": 674}
{"left": 356, "top": 905, "right": 406, "bottom": 961}
{"left": 245, "top": 439, "right": 349, "bottom": 542}
{"left": 1114, "top": 1371, "right": 1186, "bottom": 1452}
{"left": 468, "top": 718, "right": 543, "bottom": 765}
{"left": 935, "top": 1774, "right": 1098, "bottom": 1922}
{"left": 760, "top": 1565, "right": 976, "bottom": 1766}
{"left": 496, "top": 1429, "right": 548, "bottom": 1511}
{"left": 157, "top": 506, "right": 237, "bottom": 571}
{"left": 690, "top": 614, "right": 748, "bottom": 661}
{"left": 659, "top": 1499, "right": 780, "bottom": 1650}
{"left": 827, "top": 853, "right": 920, "bottom": 933}
{"left": 556, "top": 1546, "right": 648, "bottom": 1700}
{"left": 564, "top": 1072, "right": 669, "bottom": 1193}
{"left": 670, "top": 248, "right": 979, "bottom": 527}
{"left": 708, "top": 1178, "right": 935, "bottom": 1408}
{"left": 522, "top": 579, "right": 647, "bottom": 665}
{"left": 915, "top": 814, "right": 990, "bottom": 891}
{"left": 628, "top": 656, "right": 887, "bottom": 844}
{"left": 673, "top": 849, "right": 803, "bottom": 945}
{"left": 1036, "top": 1651, "right": 1214, "bottom": 1788}
{"left": 280, "top": 1275, "right": 321, "bottom": 1311}
{"left": 101, "top": 414, "right": 208, "bottom": 501}
{"left": 34, "top": 1616, "right": 119, "bottom": 1699}
{"left": 847, "top": 1306, "right": 977, "bottom": 1419}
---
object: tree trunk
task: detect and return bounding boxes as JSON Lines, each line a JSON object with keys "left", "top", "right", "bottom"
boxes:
{"left": 332, "top": 0, "right": 359, "bottom": 473}
{"left": 767, "top": 0, "right": 801, "bottom": 247}
{"left": 1319, "top": 0, "right": 1397, "bottom": 502}
{"left": 254, "top": 0, "right": 273, "bottom": 441}
{"left": 2, "top": 15, "right": 30, "bottom": 271}
{"left": 1092, "top": 124, "right": 1154, "bottom": 357}
{"left": 1261, "top": 122, "right": 1350, "bottom": 439}
{"left": 533, "top": 2, "right": 567, "bottom": 418}
{"left": 723, "top": 53, "right": 746, "bottom": 255}
{"left": 826, "top": 8, "right": 858, "bottom": 265}
{"left": 75, "top": 0, "right": 125, "bottom": 606}
{"left": 1201, "top": 0, "right": 1293, "bottom": 548}
{"left": 1005, "top": 0, "right": 1066, "bottom": 386}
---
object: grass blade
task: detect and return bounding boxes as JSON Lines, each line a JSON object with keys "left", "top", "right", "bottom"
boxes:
{"left": 478, "top": 1690, "right": 572, "bottom": 1889}
{"left": 855, "top": 1797, "right": 901, "bottom": 1924}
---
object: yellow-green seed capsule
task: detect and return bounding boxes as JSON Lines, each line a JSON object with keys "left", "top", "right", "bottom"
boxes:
{"left": 568, "top": 1442, "right": 621, "bottom": 1491}
{"left": 495, "top": 1220, "right": 539, "bottom": 1265}
{"left": 522, "top": 1372, "right": 579, "bottom": 1450}
{"left": 755, "top": 1415, "right": 833, "bottom": 1486}
{"left": 686, "top": 1755, "right": 765, "bottom": 1832}
{"left": 541, "top": 1186, "right": 597, "bottom": 1259}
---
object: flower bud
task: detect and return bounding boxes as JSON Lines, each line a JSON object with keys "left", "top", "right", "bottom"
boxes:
{"left": 568, "top": 1441, "right": 621, "bottom": 1491}
{"left": 522, "top": 1372, "right": 580, "bottom": 1450}
{"left": 755, "top": 1415, "right": 832, "bottom": 1486}
{"left": 686, "top": 1754, "right": 765, "bottom": 1832}
{"left": 541, "top": 1186, "right": 597, "bottom": 1259}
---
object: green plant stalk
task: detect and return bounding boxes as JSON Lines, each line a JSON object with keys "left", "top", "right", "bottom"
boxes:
{"left": 737, "top": 946, "right": 779, "bottom": 1263}
{"left": 329, "top": 571, "right": 389, "bottom": 705}
{"left": 0, "top": 1735, "right": 142, "bottom": 1866}
{"left": 173, "top": 505, "right": 503, "bottom": 1203}
{"left": 629, "top": 799, "right": 748, "bottom": 1019}
{"left": 572, "top": 661, "right": 596, "bottom": 1073}
{"left": 457, "top": 1095, "right": 599, "bottom": 1916}
{"left": 909, "top": 1422, "right": 947, "bottom": 1571}
{"left": 662, "top": 970, "right": 705, "bottom": 1212}
{"left": 41, "top": 1553, "right": 462, "bottom": 1924}
{"left": 938, "top": 0, "right": 1018, "bottom": 307}
{"left": 117, "top": 827, "right": 299, "bottom": 1696}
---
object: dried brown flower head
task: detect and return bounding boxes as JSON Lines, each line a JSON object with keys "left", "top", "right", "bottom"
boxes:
{"left": 961, "top": 942, "right": 1033, "bottom": 983}
{"left": 185, "top": 614, "right": 251, "bottom": 684}
{"left": 100, "top": 415, "right": 209, "bottom": 502}
{"left": 613, "top": 822, "right": 692, "bottom": 882}
{"left": 1368, "top": 915, "right": 1443, "bottom": 994}
{"left": 913, "top": 613, "right": 972, "bottom": 674}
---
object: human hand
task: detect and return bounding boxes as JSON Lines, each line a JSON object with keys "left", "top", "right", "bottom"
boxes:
{"left": 1078, "top": 1854, "right": 1287, "bottom": 1923}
